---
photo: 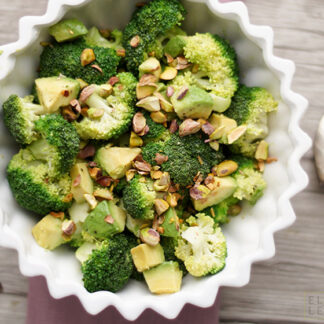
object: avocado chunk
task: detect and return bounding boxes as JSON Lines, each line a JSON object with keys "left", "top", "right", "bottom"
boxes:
{"left": 192, "top": 176, "right": 237, "bottom": 211}
{"left": 70, "top": 163, "right": 94, "bottom": 203}
{"left": 208, "top": 113, "right": 237, "bottom": 135}
{"left": 143, "top": 261, "right": 182, "bottom": 294}
{"left": 164, "top": 36, "right": 186, "bottom": 58}
{"left": 160, "top": 208, "right": 180, "bottom": 238}
{"left": 171, "top": 86, "right": 215, "bottom": 120}
{"left": 36, "top": 76, "right": 80, "bottom": 113}
{"left": 83, "top": 200, "right": 126, "bottom": 239}
{"left": 32, "top": 215, "right": 65, "bottom": 250}
{"left": 68, "top": 201, "right": 90, "bottom": 224}
{"left": 96, "top": 146, "right": 141, "bottom": 179}
{"left": 131, "top": 243, "right": 165, "bottom": 272}
{"left": 126, "top": 213, "right": 151, "bottom": 238}
{"left": 75, "top": 242, "right": 97, "bottom": 264}
{"left": 49, "top": 19, "right": 88, "bottom": 43}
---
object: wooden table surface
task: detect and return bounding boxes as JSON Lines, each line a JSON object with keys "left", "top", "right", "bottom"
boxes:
{"left": 0, "top": 0, "right": 323, "bottom": 323}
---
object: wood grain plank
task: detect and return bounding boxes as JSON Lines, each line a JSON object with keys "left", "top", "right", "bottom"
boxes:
{"left": 0, "top": 294, "right": 26, "bottom": 324}
{"left": 0, "top": 247, "right": 28, "bottom": 295}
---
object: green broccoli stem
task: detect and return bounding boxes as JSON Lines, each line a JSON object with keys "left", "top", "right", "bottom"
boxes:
{"left": 24, "top": 102, "right": 46, "bottom": 115}
{"left": 86, "top": 94, "right": 113, "bottom": 112}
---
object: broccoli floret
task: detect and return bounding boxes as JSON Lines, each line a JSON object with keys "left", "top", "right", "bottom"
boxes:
{"left": 39, "top": 38, "right": 120, "bottom": 85}
{"left": 111, "top": 72, "right": 137, "bottom": 106}
{"left": 160, "top": 236, "right": 187, "bottom": 276}
{"left": 81, "top": 234, "right": 134, "bottom": 293}
{"left": 114, "top": 177, "right": 128, "bottom": 195}
{"left": 230, "top": 155, "right": 266, "bottom": 204}
{"left": 29, "top": 114, "right": 80, "bottom": 177}
{"left": 141, "top": 141, "right": 165, "bottom": 165}
{"left": 123, "top": 0, "right": 186, "bottom": 74}
{"left": 142, "top": 133, "right": 225, "bottom": 187}
{"left": 74, "top": 72, "right": 137, "bottom": 140}
{"left": 147, "top": 26, "right": 186, "bottom": 60}
{"left": 84, "top": 27, "right": 123, "bottom": 50}
{"left": 123, "top": 176, "right": 157, "bottom": 220}
{"left": 7, "top": 149, "right": 72, "bottom": 215}
{"left": 224, "top": 85, "right": 278, "bottom": 157}
{"left": 167, "top": 33, "right": 239, "bottom": 112}
{"left": 3, "top": 95, "right": 46, "bottom": 145}
{"left": 202, "top": 196, "right": 239, "bottom": 225}
{"left": 175, "top": 213, "right": 227, "bottom": 277}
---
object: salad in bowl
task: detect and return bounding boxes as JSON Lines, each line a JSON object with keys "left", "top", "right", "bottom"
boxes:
{"left": 3, "top": 0, "right": 277, "bottom": 295}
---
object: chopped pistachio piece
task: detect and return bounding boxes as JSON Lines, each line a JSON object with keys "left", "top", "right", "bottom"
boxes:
{"left": 130, "top": 131, "right": 143, "bottom": 147}
{"left": 216, "top": 160, "right": 238, "bottom": 177}
{"left": 227, "top": 125, "right": 247, "bottom": 144}
{"left": 136, "top": 96, "right": 160, "bottom": 112}
{"left": 255, "top": 140, "right": 269, "bottom": 160}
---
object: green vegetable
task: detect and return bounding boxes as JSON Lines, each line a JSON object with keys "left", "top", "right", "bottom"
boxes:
{"left": 82, "top": 234, "right": 134, "bottom": 293}
{"left": 224, "top": 85, "right": 278, "bottom": 157}
{"left": 167, "top": 33, "right": 239, "bottom": 112}
{"left": 39, "top": 38, "right": 120, "bottom": 85}
{"left": 231, "top": 155, "right": 266, "bottom": 204}
{"left": 114, "top": 178, "right": 128, "bottom": 195}
{"left": 35, "top": 76, "right": 80, "bottom": 114}
{"left": 7, "top": 149, "right": 72, "bottom": 215}
{"left": 74, "top": 72, "right": 137, "bottom": 140}
{"left": 49, "top": 19, "right": 88, "bottom": 43}
{"left": 84, "top": 27, "right": 123, "bottom": 50}
{"left": 142, "top": 132, "right": 225, "bottom": 187}
{"left": 32, "top": 214, "right": 66, "bottom": 250}
{"left": 175, "top": 213, "right": 227, "bottom": 277}
{"left": 123, "top": 176, "right": 156, "bottom": 220}
{"left": 122, "top": 0, "right": 186, "bottom": 74}
{"left": 83, "top": 200, "right": 126, "bottom": 240}
{"left": 3, "top": 95, "right": 46, "bottom": 145}
{"left": 30, "top": 114, "right": 80, "bottom": 177}
{"left": 202, "top": 196, "right": 239, "bottom": 225}
{"left": 171, "top": 85, "right": 216, "bottom": 120}
{"left": 142, "top": 111, "right": 168, "bottom": 143}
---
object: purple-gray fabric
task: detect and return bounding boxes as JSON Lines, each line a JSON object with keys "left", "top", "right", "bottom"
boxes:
{"left": 27, "top": 276, "right": 220, "bottom": 324}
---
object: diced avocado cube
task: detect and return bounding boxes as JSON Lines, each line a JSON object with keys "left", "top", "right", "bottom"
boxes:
{"left": 70, "top": 163, "right": 94, "bottom": 203}
{"left": 32, "top": 215, "right": 65, "bottom": 250}
{"left": 126, "top": 213, "right": 151, "bottom": 238}
{"left": 83, "top": 200, "right": 126, "bottom": 239}
{"left": 171, "top": 86, "right": 215, "bottom": 120}
{"left": 160, "top": 208, "right": 180, "bottom": 238}
{"left": 193, "top": 176, "right": 237, "bottom": 211}
{"left": 208, "top": 113, "right": 237, "bottom": 134}
{"left": 49, "top": 19, "right": 88, "bottom": 43}
{"left": 164, "top": 36, "right": 186, "bottom": 58}
{"left": 68, "top": 201, "right": 90, "bottom": 224}
{"left": 131, "top": 243, "right": 165, "bottom": 272}
{"left": 143, "top": 261, "right": 183, "bottom": 294}
{"left": 75, "top": 242, "right": 97, "bottom": 264}
{"left": 96, "top": 146, "right": 141, "bottom": 179}
{"left": 36, "top": 76, "right": 80, "bottom": 113}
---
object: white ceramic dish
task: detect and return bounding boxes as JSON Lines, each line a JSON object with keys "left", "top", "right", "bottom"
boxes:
{"left": 0, "top": 0, "right": 312, "bottom": 320}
